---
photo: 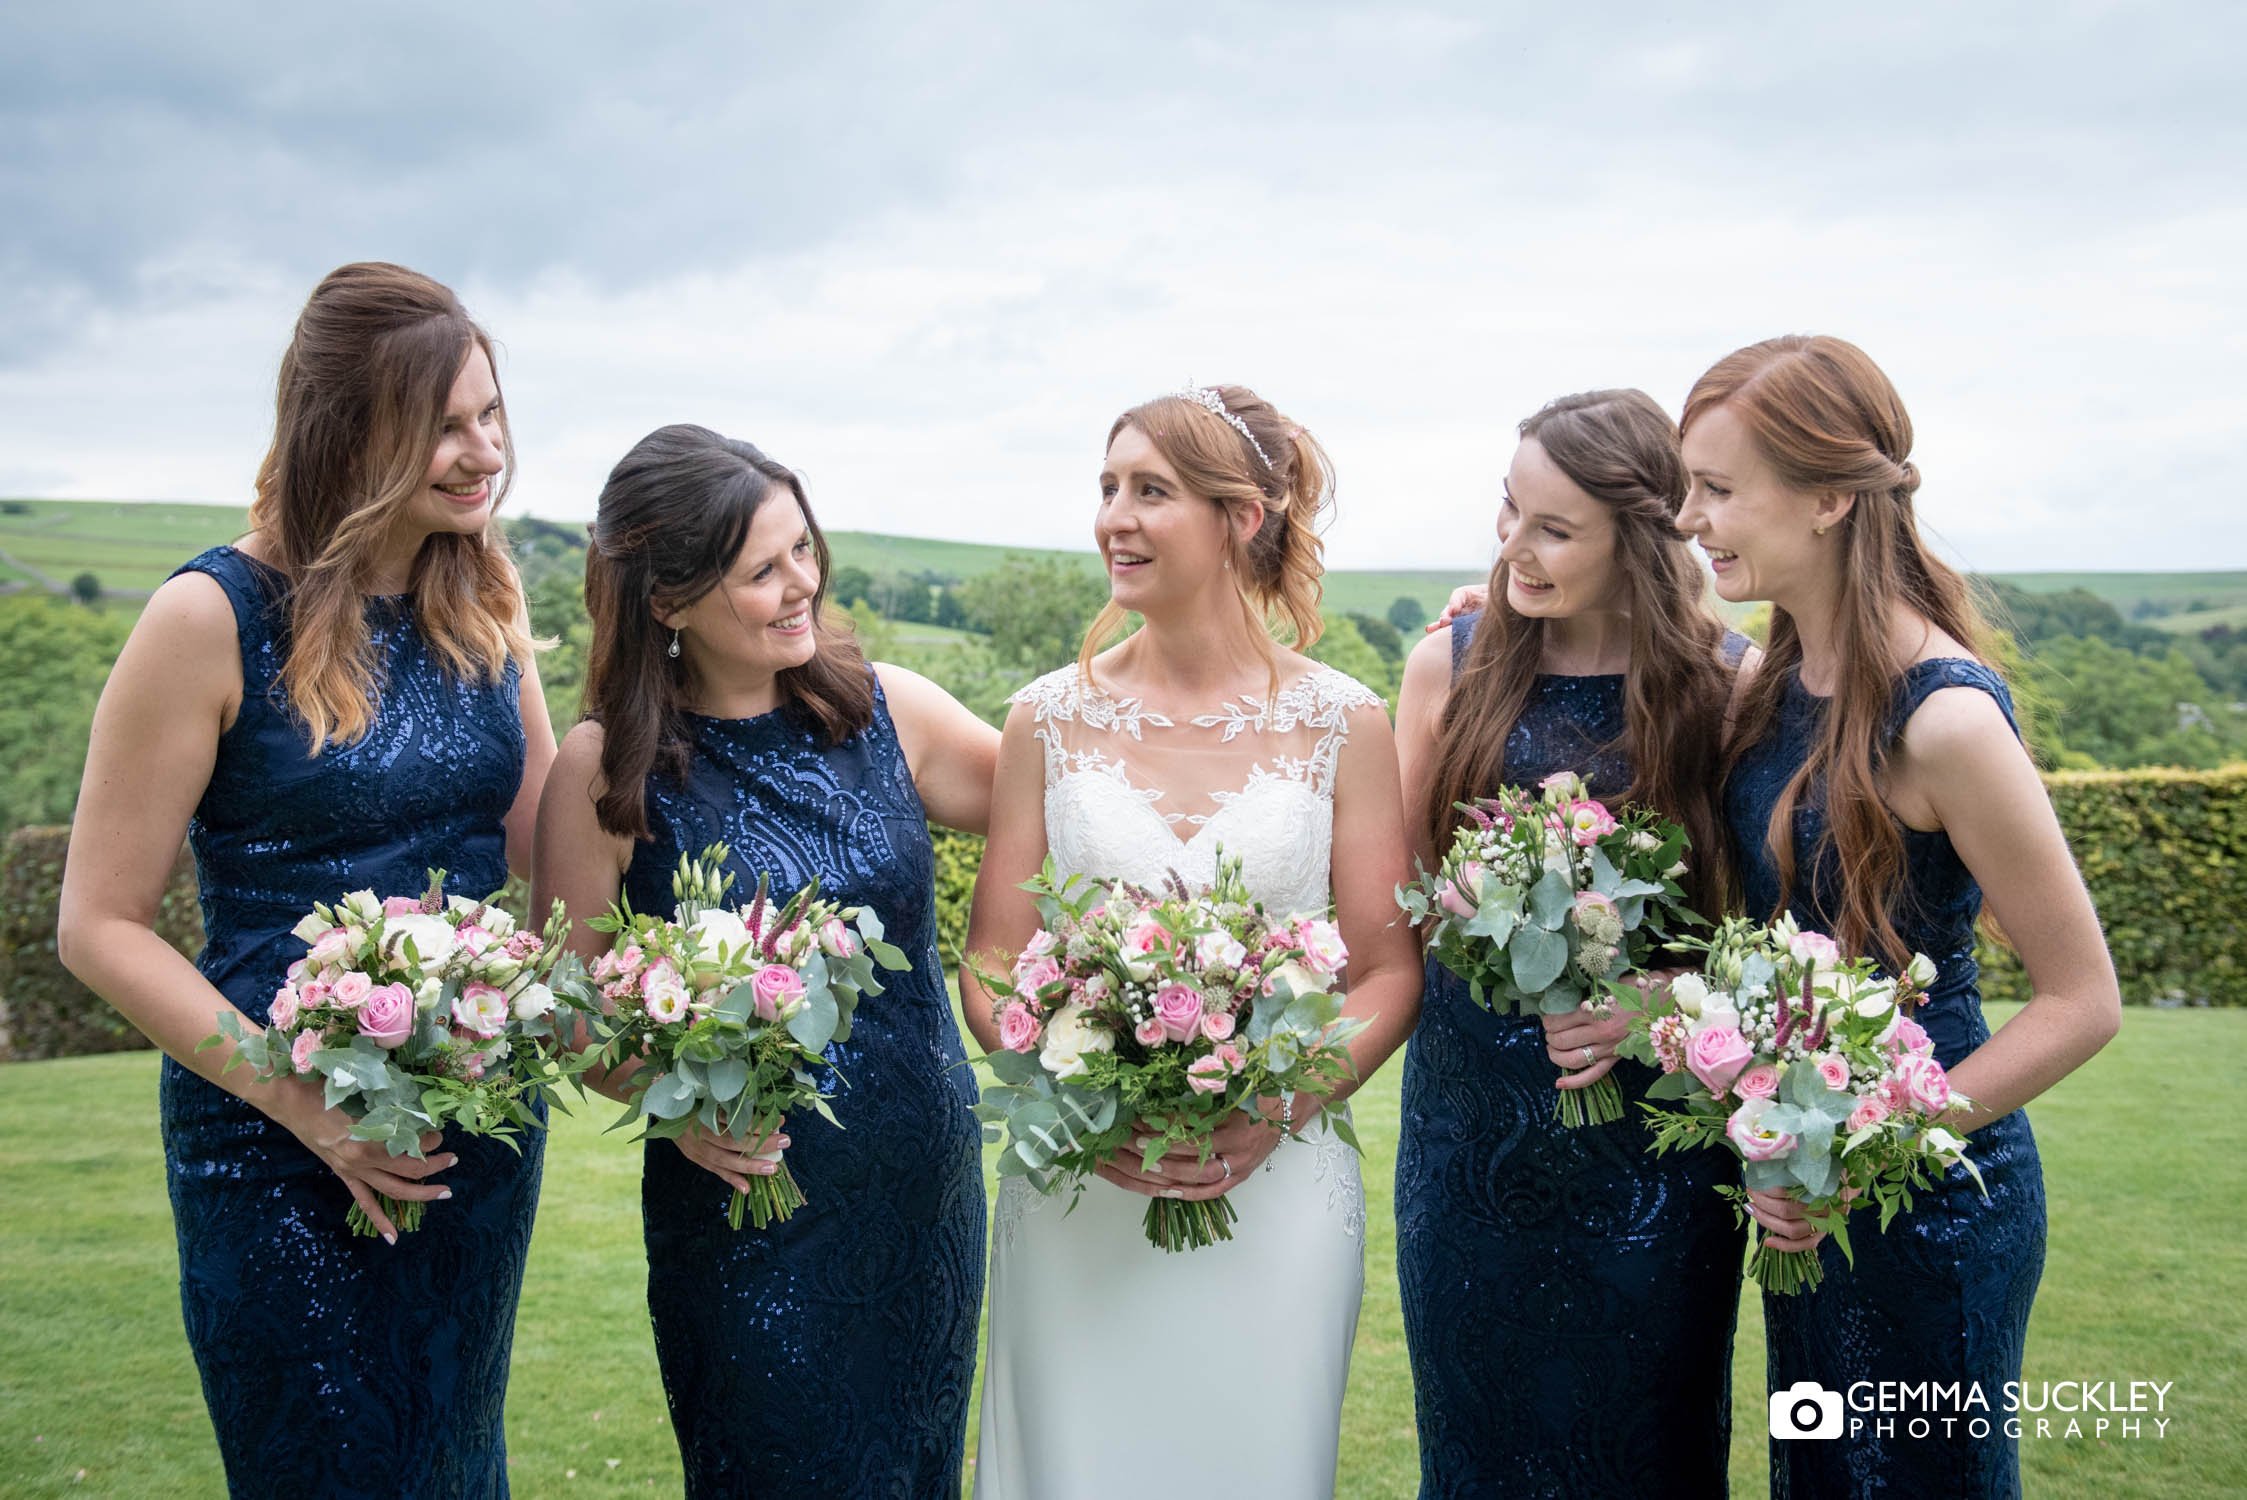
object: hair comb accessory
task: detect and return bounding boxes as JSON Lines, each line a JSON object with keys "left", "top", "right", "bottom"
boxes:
{"left": 1176, "top": 383, "right": 1274, "bottom": 470}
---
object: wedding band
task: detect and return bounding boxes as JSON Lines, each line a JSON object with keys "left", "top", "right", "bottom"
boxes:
{"left": 1219, "top": 1155, "right": 1232, "bottom": 1180}
{"left": 1581, "top": 1046, "right": 1596, "bottom": 1066}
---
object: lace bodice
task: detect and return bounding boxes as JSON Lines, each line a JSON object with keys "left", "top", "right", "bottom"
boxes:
{"left": 1012, "top": 662, "right": 1385, "bottom": 916}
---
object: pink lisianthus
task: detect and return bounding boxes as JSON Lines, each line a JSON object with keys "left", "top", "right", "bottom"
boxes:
{"left": 1733, "top": 1062, "right": 1782, "bottom": 1100}
{"left": 356, "top": 983, "right": 416, "bottom": 1047}
{"left": 641, "top": 962, "right": 691, "bottom": 1024}
{"left": 750, "top": 963, "right": 806, "bottom": 1022}
{"left": 455, "top": 923, "right": 495, "bottom": 957}
{"left": 308, "top": 927, "right": 353, "bottom": 967}
{"left": 1847, "top": 1093, "right": 1892, "bottom": 1131}
{"left": 1134, "top": 1016, "right": 1167, "bottom": 1047}
{"left": 817, "top": 918, "right": 857, "bottom": 959}
{"left": 1153, "top": 983, "right": 1205, "bottom": 1044}
{"left": 1684, "top": 1024, "right": 1755, "bottom": 1095}
{"left": 1294, "top": 919, "right": 1348, "bottom": 976}
{"left": 268, "top": 985, "right": 301, "bottom": 1030}
{"left": 1014, "top": 955, "right": 1064, "bottom": 995}
{"left": 451, "top": 982, "right": 509, "bottom": 1039}
{"left": 382, "top": 895, "right": 421, "bottom": 918}
{"left": 1891, "top": 1016, "right": 1933, "bottom": 1058}
{"left": 289, "top": 1030, "right": 321, "bottom": 1074}
{"left": 1439, "top": 861, "right": 1486, "bottom": 920}
{"left": 1813, "top": 1053, "right": 1852, "bottom": 1092}
{"left": 1200, "top": 1010, "right": 1236, "bottom": 1042}
{"left": 998, "top": 1001, "right": 1042, "bottom": 1053}
{"left": 1196, "top": 929, "right": 1249, "bottom": 973}
{"left": 1563, "top": 799, "right": 1618, "bottom": 846}
{"left": 1725, "top": 1097, "right": 1798, "bottom": 1161}
{"left": 1788, "top": 929, "right": 1841, "bottom": 969}
{"left": 1123, "top": 914, "right": 1171, "bottom": 957}
{"left": 1185, "top": 1054, "right": 1231, "bottom": 1094}
{"left": 1894, "top": 1054, "right": 1952, "bottom": 1115}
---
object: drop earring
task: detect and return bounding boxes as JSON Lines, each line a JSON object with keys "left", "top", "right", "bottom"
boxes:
{"left": 668, "top": 629, "right": 681, "bottom": 658}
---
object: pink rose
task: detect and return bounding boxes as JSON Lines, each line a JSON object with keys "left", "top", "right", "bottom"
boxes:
{"left": 308, "top": 927, "right": 352, "bottom": 967}
{"left": 289, "top": 1030, "right": 321, "bottom": 1073}
{"left": 1439, "top": 861, "right": 1486, "bottom": 920}
{"left": 751, "top": 963, "right": 806, "bottom": 1022}
{"left": 451, "top": 982, "right": 508, "bottom": 1039}
{"left": 1200, "top": 1010, "right": 1236, "bottom": 1042}
{"left": 1153, "top": 983, "right": 1205, "bottom": 1044}
{"left": 383, "top": 895, "right": 422, "bottom": 917}
{"left": 998, "top": 1001, "right": 1042, "bottom": 1053}
{"left": 1847, "top": 1094, "right": 1892, "bottom": 1131}
{"left": 331, "top": 971, "right": 374, "bottom": 1009}
{"left": 1734, "top": 1062, "right": 1781, "bottom": 1100}
{"left": 1813, "top": 1053, "right": 1852, "bottom": 1092}
{"left": 268, "top": 985, "right": 301, "bottom": 1030}
{"left": 297, "top": 979, "right": 331, "bottom": 1010}
{"left": 1684, "top": 1024, "right": 1755, "bottom": 1095}
{"left": 1894, "top": 1054, "right": 1952, "bottom": 1115}
{"left": 286, "top": 958, "right": 310, "bottom": 986}
{"left": 1134, "top": 1016, "right": 1167, "bottom": 1047}
{"left": 1186, "top": 1055, "right": 1231, "bottom": 1095}
{"left": 617, "top": 943, "right": 645, "bottom": 975}
{"left": 1014, "top": 955, "right": 1064, "bottom": 995}
{"left": 1726, "top": 1098, "right": 1798, "bottom": 1162}
{"left": 1891, "top": 1016, "right": 1933, "bottom": 1057}
{"left": 1214, "top": 1042, "right": 1245, "bottom": 1072}
{"left": 356, "top": 983, "right": 415, "bottom": 1047}
{"left": 1023, "top": 928, "right": 1060, "bottom": 959}
{"left": 1123, "top": 914, "right": 1171, "bottom": 957}
{"left": 1564, "top": 799, "right": 1618, "bottom": 846}
{"left": 1788, "top": 929, "right": 1841, "bottom": 969}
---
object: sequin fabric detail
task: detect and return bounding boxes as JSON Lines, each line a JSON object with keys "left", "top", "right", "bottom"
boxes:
{"left": 161, "top": 546, "right": 540, "bottom": 1500}
{"left": 625, "top": 680, "right": 986, "bottom": 1498}
{"left": 1395, "top": 612, "right": 1749, "bottom": 1498}
{"left": 1726, "top": 657, "right": 2047, "bottom": 1498}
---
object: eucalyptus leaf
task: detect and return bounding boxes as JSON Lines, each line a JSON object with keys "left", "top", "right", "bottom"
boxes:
{"left": 1508, "top": 924, "right": 1569, "bottom": 993}
{"left": 1529, "top": 869, "right": 1576, "bottom": 930}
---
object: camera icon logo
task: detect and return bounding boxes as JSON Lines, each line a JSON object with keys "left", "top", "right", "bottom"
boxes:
{"left": 1769, "top": 1381, "right": 1844, "bottom": 1440}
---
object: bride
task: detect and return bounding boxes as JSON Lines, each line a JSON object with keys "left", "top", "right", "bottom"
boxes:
{"left": 963, "top": 385, "right": 1422, "bottom": 1497}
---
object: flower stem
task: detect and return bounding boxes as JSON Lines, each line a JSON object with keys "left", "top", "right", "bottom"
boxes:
{"left": 345, "top": 1195, "right": 427, "bottom": 1238}
{"left": 1141, "top": 1195, "right": 1240, "bottom": 1253}
{"left": 1553, "top": 1075, "right": 1625, "bottom": 1128}
{"left": 728, "top": 1161, "right": 808, "bottom": 1231}
{"left": 1748, "top": 1240, "right": 1824, "bottom": 1295}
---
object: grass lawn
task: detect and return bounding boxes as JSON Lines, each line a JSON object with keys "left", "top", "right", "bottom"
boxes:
{"left": 2, "top": 1004, "right": 2239, "bottom": 1496}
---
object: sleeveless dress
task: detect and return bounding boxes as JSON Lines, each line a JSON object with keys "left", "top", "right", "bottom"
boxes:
{"left": 1726, "top": 658, "right": 2047, "bottom": 1498}
{"left": 974, "top": 663, "right": 1383, "bottom": 1500}
{"left": 1396, "top": 612, "right": 1749, "bottom": 1499}
{"left": 161, "top": 545, "right": 541, "bottom": 1499}
{"left": 622, "top": 679, "right": 987, "bottom": 1498}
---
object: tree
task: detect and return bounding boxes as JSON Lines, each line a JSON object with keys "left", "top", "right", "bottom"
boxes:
{"left": 827, "top": 565, "right": 875, "bottom": 610}
{"left": 0, "top": 594, "right": 135, "bottom": 826}
{"left": 2027, "top": 634, "right": 2247, "bottom": 769}
{"left": 1345, "top": 611, "right": 1404, "bottom": 666}
{"left": 70, "top": 572, "right": 102, "bottom": 605}
{"left": 1386, "top": 596, "right": 1427, "bottom": 634}
{"left": 1306, "top": 615, "right": 1397, "bottom": 705}
{"left": 956, "top": 556, "right": 1108, "bottom": 673}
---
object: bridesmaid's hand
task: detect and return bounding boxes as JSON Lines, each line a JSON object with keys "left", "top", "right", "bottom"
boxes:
{"left": 675, "top": 1122, "right": 790, "bottom": 1196}
{"left": 269, "top": 1081, "right": 454, "bottom": 1244}
{"left": 1746, "top": 1187, "right": 1848, "bottom": 1254}
{"left": 1542, "top": 993, "right": 1637, "bottom": 1091}
{"left": 1427, "top": 584, "right": 1488, "bottom": 631}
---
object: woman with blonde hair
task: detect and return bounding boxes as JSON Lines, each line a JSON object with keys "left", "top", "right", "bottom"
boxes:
{"left": 966, "top": 385, "right": 1423, "bottom": 1498}
{"left": 58, "top": 262, "right": 557, "bottom": 1497}
{"left": 1679, "top": 334, "right": 2119, "bottom": 1496}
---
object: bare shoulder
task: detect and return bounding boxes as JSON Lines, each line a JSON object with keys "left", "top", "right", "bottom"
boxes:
{"left": 1897, "top": 681, "right": 2018, "bottom": 767}
{"left": 139, "top": 567, "right": 240, "bottom": 643}
{"left": 550, "top": 719, "right": 610, "bottom": 795}
{"left": 1402, "top": 626, "right": 1454, "bottom": 692}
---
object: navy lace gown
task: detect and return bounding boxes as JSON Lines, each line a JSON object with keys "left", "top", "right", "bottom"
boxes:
{"left": 162, "top": 546, "right": 542, "bottom": 1499}
{"left": 1727, "top": 658, "right": 2046, "bottom": 1498}
{"left": 1396, "top": 613, "right": 1749, "bottom": 1498}
{"left": 623, "top": 679, "right": 986, "bottom": 1498}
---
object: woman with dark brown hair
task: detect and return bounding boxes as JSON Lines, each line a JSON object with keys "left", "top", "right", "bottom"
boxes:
{"left": 533, "top": 424, "right": 997, "bottom": 1496}
{"left": 1680, "top": 335, "right": 2119, "bottom": 1496}
{"left": 1393, "top": 389, "right": 1753, "bottom": 1497}
{"left": 57, "top": 262, "right": 558, "bottom": 1496}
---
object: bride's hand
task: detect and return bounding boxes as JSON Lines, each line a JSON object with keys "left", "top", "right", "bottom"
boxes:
{"left": 1094, "top": 1111, "right": 1286, "bottom": 1200}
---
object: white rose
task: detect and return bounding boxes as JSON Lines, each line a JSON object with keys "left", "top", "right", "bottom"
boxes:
{"left": 1629, "top": 830, "right": 1661, "bottom": 853}
{"left": 1689, "top": 1002, "right": 1740, "bottom": 1038}
{"left": 1907, "top": 952, "right": 1939, "bottom": 989}
{"left": 690, "top": 908, "right": 754, "bottom": 962}
{"left": 1037, "top": 1003, "right": 1113, "bottom": 1080}
{"left": 381, "top": 913, "right": 458, "bottom": 970}
{"left": 512, "top": 982, "right": 557, "bottom": 1022}
{"left": 1668, "top": 973, "right": 1709, "bottom": 1018}
{"left": 1263, "top": 960, "right": 1327, "bottom": 1004}
{"left": 1663, "top": 861, "right": 1689, "bottom": 880}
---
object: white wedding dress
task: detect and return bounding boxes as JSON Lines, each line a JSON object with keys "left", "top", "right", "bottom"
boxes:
{"left": 974, "top": 662, "right": 1384, "bottom": 1500}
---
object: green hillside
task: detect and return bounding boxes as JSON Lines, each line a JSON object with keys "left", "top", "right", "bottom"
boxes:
{"left": 1989, "top": 571, "right": 2247, "bottom": 634}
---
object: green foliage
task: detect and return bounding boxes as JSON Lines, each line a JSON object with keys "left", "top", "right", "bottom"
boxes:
{"left": 1386, "top": 595, "right": 1427, "bottom": 633}
{"left": 0, "top": 594, "right": 135, "bottom": 828}
{"left": 0, "top": 825, "right": 200, "bottom": 1061}
{"left": 928, "top": 825, "right": 983, "bottom": 967}
{"left": 69, "top": 572, "right": 102, "bottom": 605}
{"left": 1976, "top": 764, "right": 2247, "bottom": 1007}
{"left": 526, "top": 567, "right": 592, "bottom": 737}
{"left": 954, "top": 555, "right": 1108, "bottom": 674}
{"left": 1346, "top": 611, "right": 1405, "bottom": 665}
{"left": 2027, "top": 635, "right": 2247, "bottom": 770}
{"left": 1307, "top": 615, "right": 1397, "bottom": 703}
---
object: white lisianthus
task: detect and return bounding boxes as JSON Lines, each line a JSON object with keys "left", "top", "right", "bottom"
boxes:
{"left": 1629, "top": 830, "right": 1661, "bottom": 853}
{"left": 415, "top": 977, "right": 443, "bottom": 1013}
{"left": 1907, "top": 952, "right": 1939, "bottom": 989}
{"left": 1923, "top": 1126, "right": 1967, "bottom": 1165}
{"left": 1038, "top": 1003, "right": 1113, "bottom": 1080}
{"left": 512, "top": 981, "right": 557, "bottom": 1022}
{"left": 1689, "top": 1002, "right": 1740, "bottom": 1038}
{"left": 1263, "top": 960, "right": 1326, "bottom": 1005}
{"left": 381, "top": 913, "right": 458, "bottom": 970}
{"left": 1663, "top": 861, "right": 1689, "bottom": 880}
{"left": 690, "top": 908, "right": 754, "bottom": 962}
{"left": 340, "top": 890, "right": 383, "bottom": 925}
{"left": 1668, "top": 973, "right": 1709, "bottom": 1018}
{"left": 290, "top": 911, "right": 330, "bottom": 944}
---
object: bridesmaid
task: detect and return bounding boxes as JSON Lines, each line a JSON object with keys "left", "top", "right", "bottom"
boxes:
{"left": 1393, "top": 388, "right": 1753, "bottom": 1497}
{"left": 57, "top": 263, "right": 557, "bottom": 1496}
{"left": 534, "top": 424, "right": 996, "bottom": 1497}
{"left": 1677, "top": 335, "right": 2119, "bottom": 1496}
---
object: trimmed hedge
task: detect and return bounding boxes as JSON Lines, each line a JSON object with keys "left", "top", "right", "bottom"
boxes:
{"left": 0, "top": 826, "right": 201, "bottom": 1062}
{"left": 1976, "top": 764, "right": 2247, "bottom": 1008}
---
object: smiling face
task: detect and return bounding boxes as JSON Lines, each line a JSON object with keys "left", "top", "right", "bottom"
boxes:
{"left": 1096, "top": 421, "right": 1243, "bottom": 620}
{"left": 660, "top": 491, "right": 820, "bottom": 681}
{"left": 1677, "top": 401, "right": 1829, "bottom": 604}
{"left": 397, "top": 342, "right": 506, "bottom": 541}
{"left": 1495, "top": 436, "right": 1623, "bottom": 620}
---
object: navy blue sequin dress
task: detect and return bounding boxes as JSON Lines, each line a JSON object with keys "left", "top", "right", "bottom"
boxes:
{"left": 162, "top": 546, "right": 542, "bottom": 1499}
{"left": 1726, "top": 658, "right": 2046, "bottom": 1498}
{"left": 623, "top": 680, "right": 986, "bottom": 1498}
{"left": 1397, "top": 613, "right": 1749, "bottom": 1498}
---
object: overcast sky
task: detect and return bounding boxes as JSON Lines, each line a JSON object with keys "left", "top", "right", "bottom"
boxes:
{"left": 3, "top": 1, "right": 2240, "bottom": 572}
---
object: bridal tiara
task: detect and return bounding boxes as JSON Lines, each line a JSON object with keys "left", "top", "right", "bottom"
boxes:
{"left": 1175, "top": 384, "right": 1274, "bottom": 471}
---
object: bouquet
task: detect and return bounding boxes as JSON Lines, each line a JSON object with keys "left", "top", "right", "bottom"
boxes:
{"left": 563, "top": 845, "right": 909, "bottom": 1230}
{"left": 1395, "top": 770, "right": 1696, "bottom": 1126}
{"left": 203, "top": 873, "right": 579, "bottom": 1237}
{"left": 971, "top": 854, "right": 1366, "bottom": 1253}
{"left": 1617, "top": 914, "right": 1982, "bottom": 1293}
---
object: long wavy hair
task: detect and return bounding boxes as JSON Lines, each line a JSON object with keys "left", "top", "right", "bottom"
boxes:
{"left": 581, "top": 424, "right": 871, "bottom": 841}
{"left": 246, "top": 262, "right": 532, "bottom": 751}
{"left": 1078, "top": 384, "right": 1333, "bottom": 688}
{"left": 1686, "top": 335, "right": 1991, "bottom": 966}
{"left": 1422, "top": 389, "right": 1735, "bottom": 913}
